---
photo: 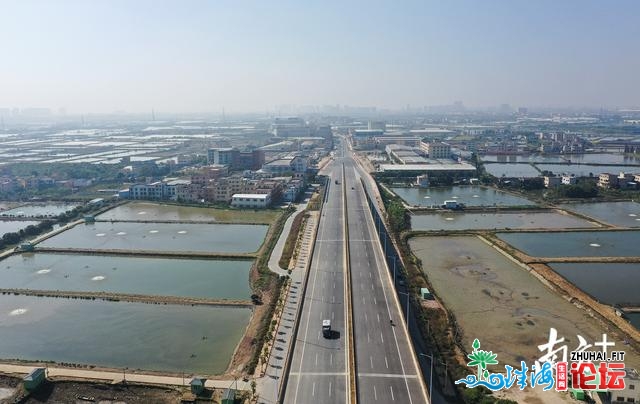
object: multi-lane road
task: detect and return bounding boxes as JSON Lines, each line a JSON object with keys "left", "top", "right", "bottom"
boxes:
{"left": 283, "top": 139, "right": 429, "bottom": 404}
{"left": 284, "top": 143, "right": 349, "bottom": 404}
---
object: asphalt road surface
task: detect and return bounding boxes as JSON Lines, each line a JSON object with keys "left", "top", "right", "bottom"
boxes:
{"left": 283, "top": 145, "right": 348, "bottom": 404}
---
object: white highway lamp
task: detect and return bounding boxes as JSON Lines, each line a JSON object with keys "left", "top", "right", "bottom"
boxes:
{"left": 418, "top": 352, "right": 434, "bottom": 401}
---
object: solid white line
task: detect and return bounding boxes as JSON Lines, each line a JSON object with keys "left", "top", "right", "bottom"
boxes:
{"left": 359, "top": 373, "right": 418, "bottom": 378}
{"left": 290, "top": 372, "right": 347, "bottom": 376}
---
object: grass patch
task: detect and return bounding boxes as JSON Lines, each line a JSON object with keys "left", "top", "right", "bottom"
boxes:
{"left": 278, "top": 212, "right": 306, "bottom": 270}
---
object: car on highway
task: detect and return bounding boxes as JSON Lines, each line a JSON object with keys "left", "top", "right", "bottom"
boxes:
{"left": 322, "top": 319, "right": 331, "bottom": 338}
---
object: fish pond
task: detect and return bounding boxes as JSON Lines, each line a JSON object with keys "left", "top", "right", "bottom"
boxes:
{"left": 549, "top": 263, "right": 640, "bottom": 306}
{"left": 560, "top": 202, "right": 640, "bottom": 227}
{"left": 391, "top": 186, "right": 535, "bottom": 207}
{"left": 0, "top": 253, "right": 252, "bottom": 300}
{"left": 0, "top": 294, "right": 251, "bottom": 374}
{"left": 39, "top": 222, "right": 268, "bottom": 254}
{"left": 411, "top": 211, "right": 595, "bottom": 231}
{"left": 496, "top": 231, "right": 640, "bottom": 257}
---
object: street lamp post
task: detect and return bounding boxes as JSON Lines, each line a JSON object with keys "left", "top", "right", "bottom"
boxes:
{"left": 397, "top": 290, "right": 410, "bottom": 327}
{"left": 419, "top": 353, "right": 434, "bottom": 401}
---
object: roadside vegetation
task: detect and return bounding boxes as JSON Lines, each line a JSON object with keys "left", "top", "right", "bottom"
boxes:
{"left": 278, "top": 212, "right": 306, "bottom": 269}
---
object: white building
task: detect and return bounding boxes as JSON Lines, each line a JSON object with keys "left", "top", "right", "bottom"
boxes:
{"left": 231, "top": 193, "right": 271, "bottom": 209}
{"left": 612, "top": 368, "right": 639, "bottom": 404}
{"left": 420, "top": 141, "right": 451, "bottom": 159}
{"left": 262, "top": 155, "right": 308, "bottom": 175}
{"left": 561, "top": 175, "right": 577, "bottom": 185}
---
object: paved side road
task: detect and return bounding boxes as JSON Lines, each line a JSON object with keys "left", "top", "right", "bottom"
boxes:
{"left": 0, "top": 363, "right": 250, "bottom": 390}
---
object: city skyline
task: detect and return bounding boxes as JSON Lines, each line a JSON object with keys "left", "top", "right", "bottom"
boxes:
{"left": 1, "top": 0, "right": 639, "bottom": 114}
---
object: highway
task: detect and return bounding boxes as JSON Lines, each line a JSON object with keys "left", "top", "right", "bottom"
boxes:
{"left": 283, "top": 143, "right": 348, "bottom": 404}
{"left": 283, "top": 138, "right": 428, "bottom": 404}
{"left": 343, "top": 151, "right": 429, "bottom": 403}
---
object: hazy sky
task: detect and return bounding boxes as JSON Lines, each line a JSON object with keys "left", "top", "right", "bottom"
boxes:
{"left": 1, "top": 0, "right": 639, "bottom": 113}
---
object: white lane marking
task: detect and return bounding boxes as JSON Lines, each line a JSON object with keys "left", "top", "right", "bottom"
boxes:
{"left": 293, "top": 204, "right": 329, "bottom": 404}
{"left": 390, "top": 385, "right": 395, "bottom": 401}
{"left": 367, "top": 332, "right": 370, "bottom": 343}
{"left": 364, "top": 312, "right": 368, "bottom": 322}
{"left": 373, "top": 385, "right": 378, "bottom": 400}
{"left": 312, "top": 382, "right": 315, "bottom": 396}
{"left": 370, "top": 356, "right": 374, "bottom": 369}
{"left": 369, "top": 272, "right": 372, "bottom": 279}
{"left": 371, "top": 283, "right": 374, "bottom": 290}
{"left": 329, "top": 381, "right": 332, "bottom": 397}
{"left": 330, "top": 353, "right": 333, "bottom": 366}
{"left": 362, "top": 296, "right": 366, "bottom": 305}
{"left": 381, "top": 332, "right": 385, "bottom": 343}
{"left": 377, "top": 313, "right": 380, "bottom": 323}
{"left": 315, "top": 353, "right": 318, "bottom": 366}
{"left": 358, "top": 373, "right": 418, "bottom": 378}
{"left": 361, "top": 192, "right": 416, "bottom": 404}
{"left": 385, "top": 356, "right": 389, "bottom": 369}
{"left": 374, "top": 297, "right": 377, "bottom": 305}
{"left": 332, "top": 311, "right": 335, "bottom": 320}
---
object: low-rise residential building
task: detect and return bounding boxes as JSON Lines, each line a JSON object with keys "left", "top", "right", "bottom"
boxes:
{"left": 231, "top": 193, "right": 271, "bottom": 208}
{"left": 598, "top": 173, "right": 619, "bottom": 188}
{"left": 544, "top": 176, "right": 562, "bottom": 188}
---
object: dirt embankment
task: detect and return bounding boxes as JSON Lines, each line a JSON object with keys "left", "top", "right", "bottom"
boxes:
{"left": 0, "top": 289, "right": 252, "bottom": 307}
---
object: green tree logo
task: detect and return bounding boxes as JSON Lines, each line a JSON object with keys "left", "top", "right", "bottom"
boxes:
{"left": 467, "top": 339, "right": 499, "bottom": 381}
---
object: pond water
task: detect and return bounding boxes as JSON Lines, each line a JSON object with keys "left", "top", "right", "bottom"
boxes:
{"left": 411, "top": 211, "right": 595, "bottom": 231}
{"left": 1, "top": 204, "right": 78, "bottom": 217}
{"left": 98, "top": 202, "right": 222, "bottom": 222}
{"left": 480, "top": 155, "right": 567, "bottom": 163}
{"left": 535, "top": 164, "right": 639, "bottom": 177}
{"left": 391, "top": 186, "right": 535, "bottom": 207}
{"left": 98, "top": 202, "right": 280, "bottom": 224}
{"left": 0, "top": 221, "right": 40, "bottom": 236}
{"left": 0, "top": 253, "right": 252, "bottom": 300}
{"left": 560, "top": 202, "right": 640, "bottom": 227}
{"left": 549, "top": 263, "right": 640, "bottom": 306}
{"left": 483, "top": 164, "right": 541, "bottom": 178}
{"left": 497, "top": 231, "right": 640, "bottom": 257}
{"left": 39, "top": 222, "right": 268, "bottom": 254}
{"left": 0, "top": 294, "right": 251, "bottom": 374}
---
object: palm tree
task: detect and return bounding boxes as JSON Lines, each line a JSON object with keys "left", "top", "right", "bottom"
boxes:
{"left": 466, "top": 339, "right": 498, "bottom": 381}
